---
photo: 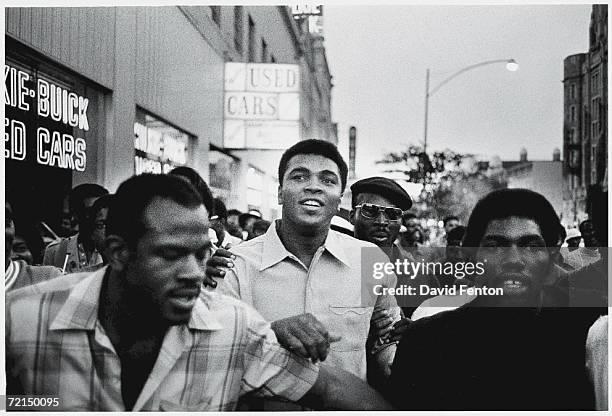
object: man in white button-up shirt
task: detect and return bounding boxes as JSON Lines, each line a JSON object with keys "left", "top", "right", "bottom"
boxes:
{"left": 211, "top": 140, "right": 400, "bottom": 409}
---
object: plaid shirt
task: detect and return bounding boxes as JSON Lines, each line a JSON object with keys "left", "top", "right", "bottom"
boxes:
{"left": 6, "top": 267, "right": 319, "bottom": 411}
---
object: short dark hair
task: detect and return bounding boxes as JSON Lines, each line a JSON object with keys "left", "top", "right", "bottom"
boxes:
{"left": 462, "top": 189, "right": 564, "bottom": 248}
{"left": 278, "top": 139, "right": 348, "bottom": 192}
{"left": 106, "top": 174, "right": 203, "bottom": 250}
{"left": 252, "top": 219, "right": 271, "bottom": 234}
{"left": 443, "top": 215, "right": 460, "bottom": 225}
{"left": 227, "top": 209, "right": 242, "bottom": 218}
{"left": 69, "top": 183, "right": 109, "bottom": 217}
{"left": 89, "top": 194, "right": 113, "bottom": 218}
{"left": 212, "top": 198, "right": 227, "bottom": 221}
{"left": 169, "top": 166, "right": 214, "bottom": 215}
{"left": 403, "top": 212, "right": 417, "bottom": 221}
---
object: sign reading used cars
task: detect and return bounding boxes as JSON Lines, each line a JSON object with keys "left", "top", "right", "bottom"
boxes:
{"left": 223, "top": 63, "right": 300, "bottom": 150}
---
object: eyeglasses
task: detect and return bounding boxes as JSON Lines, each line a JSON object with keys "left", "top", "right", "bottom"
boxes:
{"left": 94, "top": 221, "right": 106, "bottom": 230}
{"left": 355, "top": 203, "right": 403, "bottom": 222}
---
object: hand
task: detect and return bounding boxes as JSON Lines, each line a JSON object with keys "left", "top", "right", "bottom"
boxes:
{"left": 369, "top": 308, "right": 397, "bottom": 339}
{"left": 271, "top": 313, "right": 341, "bottom": 363}
{"left": 388, "top": 317, "right": 411, "bottom": 343}
{"left": 203, "top": 248, "right": 235, "bottom": 288}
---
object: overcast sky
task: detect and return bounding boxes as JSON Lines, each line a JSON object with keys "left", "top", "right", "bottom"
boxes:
{"left": 324, "top": 4, "right": 592, "bottom": 178}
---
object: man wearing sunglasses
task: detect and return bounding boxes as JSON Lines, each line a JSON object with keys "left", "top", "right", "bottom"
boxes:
{"left": 349, "top": 177, "right": 410, "bottom": 252}
{"left": 350, "top": 178, "right": 440, "bottom": 310}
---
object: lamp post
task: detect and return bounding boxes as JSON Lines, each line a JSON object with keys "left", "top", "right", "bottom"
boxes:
{"left": 422, "top": 58, "right": 518, "bottom": 163}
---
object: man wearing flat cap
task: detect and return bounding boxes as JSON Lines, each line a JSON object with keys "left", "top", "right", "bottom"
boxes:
{"left": 349, "top": 177, "right": 440, "bottom": 389}
{"left": 350, "top": 177, "right": 412, "bottom": 253}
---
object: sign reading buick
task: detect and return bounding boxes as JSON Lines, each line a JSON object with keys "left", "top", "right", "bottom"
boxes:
{"left": 223, "top": 63, "right": 300, "bottom": 149}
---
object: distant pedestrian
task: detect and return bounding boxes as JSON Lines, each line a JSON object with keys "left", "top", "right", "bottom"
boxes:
{"left": 249, "top": 219, "right": 271, "bottom": 239}
{"left": 210, "top": 198, "right": 243, "bottom": 248}
{"left": 43, "top": 183, "right": 109, "bottom": 273}
{"left": 5, "top": 202, "right": 61, "bottom": 292}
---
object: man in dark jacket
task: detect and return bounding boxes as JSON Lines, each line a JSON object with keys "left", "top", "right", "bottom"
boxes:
{"left": 388, "top": 189, "right": 607, "bottom": 410}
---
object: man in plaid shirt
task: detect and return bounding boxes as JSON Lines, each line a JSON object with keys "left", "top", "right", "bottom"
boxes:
{"left": 6, "top": 174, "right": 390, "bottom": 411}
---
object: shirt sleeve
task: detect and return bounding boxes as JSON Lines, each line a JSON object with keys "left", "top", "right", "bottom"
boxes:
{"left": 370, "top": 250, "right": 402, "bottom": 337}
{"left": 585, "top": 315, "right": 608, "bottom": 410}
{"left": 240, "top": 305, "right": 320, "bottom": 402}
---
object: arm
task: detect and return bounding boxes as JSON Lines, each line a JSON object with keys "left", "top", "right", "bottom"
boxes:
{"left": 203, "top": 247, "right": 235, "bottom": 288}
{"left": 368, "top": 271, "right": 402, "bottom": 376}
{"left": 271, "top": 313, "right": 340, "bottom": 363}
{"left": 299, "top": 363, "right": 393, "bottom": 410}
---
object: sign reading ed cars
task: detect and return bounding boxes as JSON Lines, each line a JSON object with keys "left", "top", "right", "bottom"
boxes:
{"left": 4, "top": 64, "right": 88, "bottom": 171}
{"left": 223, "top": 63, "right": 300, "bottom": 150}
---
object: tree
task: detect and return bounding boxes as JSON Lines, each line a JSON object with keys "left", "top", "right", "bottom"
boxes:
{"left": 377, "top": 145, "right": 507, "bottom": 221}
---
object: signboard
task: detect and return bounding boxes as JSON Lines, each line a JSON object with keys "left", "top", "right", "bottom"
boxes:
{"left": 4, "top": 63, "right": 88, "bottom": 171}
{"left": 291, "top": 5, "right": 324, "bottom": 36}
{"left": 291, "top": 5, "right": 323, "bottom": 17}
{"left": 223, "top": 63, "right": 300, "bottom": 150}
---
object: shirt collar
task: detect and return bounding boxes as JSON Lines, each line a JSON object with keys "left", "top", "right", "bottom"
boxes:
{"left": 50, "top": 267, "right": 106, "bottom": 331}
{"left": 260, "top": 220, "right": 351, "bottom": 271}
{"left": 5, "top": 259, "right": 19, "bottom": 290}
{"left": 50, "top": 266, "right": 223, "bottom": 332}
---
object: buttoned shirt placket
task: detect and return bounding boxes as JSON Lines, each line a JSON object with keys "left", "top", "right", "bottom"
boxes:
{"left": 303, "top": 246, "right": 326, "bottom": 315}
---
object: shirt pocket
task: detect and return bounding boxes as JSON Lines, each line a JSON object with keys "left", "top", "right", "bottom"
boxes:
{"left": 327, "top": 305, "right": 371, "bottom": 352}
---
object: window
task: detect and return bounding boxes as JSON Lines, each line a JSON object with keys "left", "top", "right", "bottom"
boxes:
{"left": 570, "top": 127, "right": 579, "bottom": 144}
{"left": 591, "top": 97, "right": 601, "bottom": 138}
{"left": 569, "top": 105, "right": 576, "bottom": 122}
{"left": 591, "top": 71, "right": 600, "bottom": 92}
{"left": 134, "top": 109, "right": 192, "bottom": 175}
{"left": 261, "top": 39, "right": 268, "bottom": 63}
{"left": 569, "top": 83, "right": 576, "bottom": 100}
{"left": 590, "top": 146, "right": 597, "bottom": 183}
{"left": 234, "top": 6, "right": 243, "bottom": 53}
{"left": 248, "top": 16, "right": 256, "bottom": 63}
{"left": 210, "top": 6, "right": 220, "bottom": 25}
{"left": 569, "top": 149, "right": 580, "bottom": 169}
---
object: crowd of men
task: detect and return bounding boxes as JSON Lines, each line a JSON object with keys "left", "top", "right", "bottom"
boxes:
{"left": 5, "top": 139, "right": 608, "bottom": 411}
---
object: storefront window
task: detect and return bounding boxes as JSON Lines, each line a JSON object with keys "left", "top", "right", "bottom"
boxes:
{"left": 209, "top": 148, "right": 240, "bottom": 202}
{"left": 134, "top": 109, "right": 192, "bottom": 174}
{"left": 5, "top": 48, "right": 106, "bottom": 235}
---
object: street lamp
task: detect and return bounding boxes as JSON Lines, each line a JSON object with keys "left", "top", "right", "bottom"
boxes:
{"left": 423, "top": 58, "right": 518, "bottom": 156}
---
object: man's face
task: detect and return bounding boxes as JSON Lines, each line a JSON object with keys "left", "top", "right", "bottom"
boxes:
{"left": 227, "top": 214, "right": 240, "bottom": 227}
{"left": 124, "top": 198, "right": 211, "bottom": 325}
{"left": 474, "top": 216, "right": 551, "bottom": 307}
{"left": 445, "top": 219, "right": 460, "bottom": 234}
{"left": 5, "top": 204, "right": 15, "bottom": 269}
{"left": 243, "top": 217, "right": 257, "bottom": 233}
{"left": 78, "top": 196, "right": 103, "bottom": 237}
{"left": 278, "top": 154, "right": 342, "bottom": 229}
{"left": 91, "top": 207, "right": 108, "bottom": 255}
{"left": 351, "top": 193, "right": 401, "bottom": 248}
{"left": 11, "top": 236, "right": 33, "bottom": 265}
